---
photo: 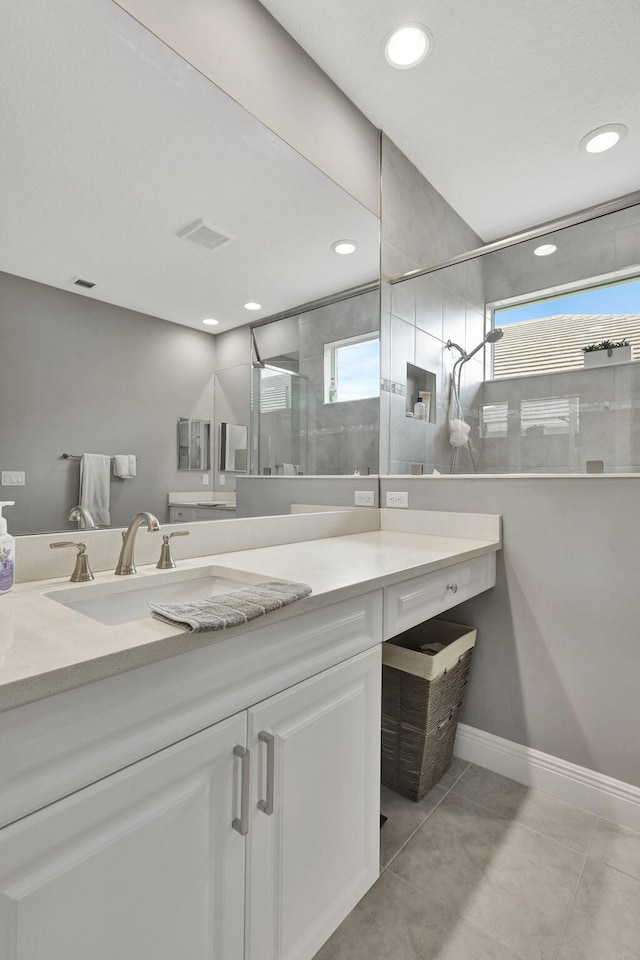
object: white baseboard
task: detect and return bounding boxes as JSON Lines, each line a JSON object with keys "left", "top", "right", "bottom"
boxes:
{"left": 454, "top": 723, "right": 640, "bottom": 833}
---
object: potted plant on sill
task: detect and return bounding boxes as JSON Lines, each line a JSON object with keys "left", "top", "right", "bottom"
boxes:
{"left": 582, "top": 338, "right": 633, "bottom": 368}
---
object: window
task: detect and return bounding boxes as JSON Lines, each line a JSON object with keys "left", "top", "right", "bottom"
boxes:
{"left": 491, "top": 275, "right": 640, "bottom": 379}
{"left": 323, "top": 332, "right": 380, "bottom": 403}
{"left": 520, "top": 397, "right": 579, "bottom": 437}
{"left": 259, "top": 368, "right": 291, "bottom": 412}
{"left": 479, "top": 403, "right": 509, "bottom": 438}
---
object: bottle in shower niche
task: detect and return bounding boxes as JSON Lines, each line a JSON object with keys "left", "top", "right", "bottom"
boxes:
{"left": 0, "top": 501, "right": 15, "bottom": 594}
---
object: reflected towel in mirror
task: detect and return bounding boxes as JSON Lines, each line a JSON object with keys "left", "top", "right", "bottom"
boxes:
{"left": 79, "top": 454, "right": 111, "bottom": 525}
{"left": 113, "top": 454, "right": 137, "bottom": 479}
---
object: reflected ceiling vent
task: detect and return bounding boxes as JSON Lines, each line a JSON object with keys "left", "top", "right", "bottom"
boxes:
{"left": 176, "top": 219, "right": 234, "bottom": 251}
{"left": 70, "top": 276, "right": 96, "bottom": 289}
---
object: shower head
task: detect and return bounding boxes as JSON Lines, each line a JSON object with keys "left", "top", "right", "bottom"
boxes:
{"left": 465, "top": 327, "right": 504, "bottom": 361}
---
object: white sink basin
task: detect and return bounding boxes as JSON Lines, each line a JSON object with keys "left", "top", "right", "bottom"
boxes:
{"left": 46, "top": 565, "right": 277, "bottom": 626}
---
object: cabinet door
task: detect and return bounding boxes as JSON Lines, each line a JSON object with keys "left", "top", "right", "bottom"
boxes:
{"left": 0, "top": 713, "right": 246, "bottom": 960}
{"left": 246, "top": 646, "right": 381, "bottom": 960}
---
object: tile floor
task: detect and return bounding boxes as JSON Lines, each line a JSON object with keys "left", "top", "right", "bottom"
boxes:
{"left": 314, "top": 760, "right": 640, "bottom": 960}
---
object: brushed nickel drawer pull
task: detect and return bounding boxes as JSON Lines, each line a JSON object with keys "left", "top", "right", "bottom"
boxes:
{"left": 446, "top": 583, "right": 458, "bottom": 594}
{"left": 232, "top": 745, "right": 250, "bottom": 835}
{"left": 258, "top": 731, "right": 275, "bottom": 816}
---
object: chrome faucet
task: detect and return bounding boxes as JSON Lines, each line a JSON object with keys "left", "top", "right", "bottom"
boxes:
{"left": 68, "top": 505, "right": 97, "bottom": 529}
{"left": 115, "top": 512, "right": 160, "bottom": 575}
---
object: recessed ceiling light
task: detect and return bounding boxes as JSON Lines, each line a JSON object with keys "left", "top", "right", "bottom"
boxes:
{"left": 580, "top": 123, "right": 628, "bottom": 154}
{"left": 331, "top": 240, "right": 357, "bottom": 255}
{"left": 244, "top": 302, "right": 262, "bottom": 311}
{"left": 202, "top": 318, "right": 219, "bottom": 326}
{"left": 534, "top": 244, "right": 557, "bottom": 257}
{"left": 384, "top": 24, "right": 432, "bottom": 69}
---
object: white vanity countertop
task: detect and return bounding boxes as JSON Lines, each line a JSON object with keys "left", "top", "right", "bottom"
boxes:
{"left": 0, "top": 523, "right": 500, "bottom": 712}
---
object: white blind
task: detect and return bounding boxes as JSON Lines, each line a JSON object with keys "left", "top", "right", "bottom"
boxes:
{"left": 520, "top": 396, "right": 579, "bottom": 436}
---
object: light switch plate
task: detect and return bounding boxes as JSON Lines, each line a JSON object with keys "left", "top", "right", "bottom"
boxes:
{"left": 202, "top": 474, "right": 209, "bottom": 485}
{"left": 2, "top": 471, "right": 25, "bottom": 486}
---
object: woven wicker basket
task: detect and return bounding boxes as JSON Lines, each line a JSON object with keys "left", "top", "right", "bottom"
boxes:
{"left": 381, "top": 621, "right": 475, "bottom": 802}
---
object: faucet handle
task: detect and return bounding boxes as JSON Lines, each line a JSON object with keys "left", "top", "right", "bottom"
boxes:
{"left": 157, "top": 530, "right": 190, "bottom": 569}
{"left": 50, "top": 541, "right": 94, "bottom": 583}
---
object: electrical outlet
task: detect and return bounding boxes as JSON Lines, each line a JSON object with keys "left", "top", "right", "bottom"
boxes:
{"left": 354, "top": 490, "right": 374, "bottom": 507}
{"left": 386, "top": 491, "right": 408, "bottom": 508}
{"left": 219, "top": 474, "right": 226, "bottom": 486}
{"left": 202, "top": 474, "right": 209, "bottom": 485}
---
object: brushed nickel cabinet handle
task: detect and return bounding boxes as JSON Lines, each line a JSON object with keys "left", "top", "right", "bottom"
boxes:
{"left": 232, "top": 745, "right": 250, "bottom": 835}
{"left": 257, "top": 731, "right": 275, "bottom": 816}
{"left": 446, "top": 583, "right": 458, "bottom": 594}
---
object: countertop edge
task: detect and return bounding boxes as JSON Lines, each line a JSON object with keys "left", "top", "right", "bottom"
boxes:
{"left": 0, "top": 537, "right": 500, "bottom": 713}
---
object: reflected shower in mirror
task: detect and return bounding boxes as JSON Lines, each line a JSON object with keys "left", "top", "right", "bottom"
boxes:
{"left": 250, "top": 287, "right": 380, "bottom": 478}
{"left": 381, "top": 198, "right": 640, "bottom": 475}
{"left": 219, "top": 424, "right": 248, "bottom": 473}
{"left": 178, "top": 419, "right": 211, "bottom": 471}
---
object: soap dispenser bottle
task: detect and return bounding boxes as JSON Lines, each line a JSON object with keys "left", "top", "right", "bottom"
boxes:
{"left": 0, "top": 501, "right": 15, "bottom": 595}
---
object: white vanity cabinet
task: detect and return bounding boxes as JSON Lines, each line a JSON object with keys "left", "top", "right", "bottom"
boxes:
{"left": 0, "top": 712, "right": 248, "bottom": 960}
{"left": 246, "top": 647, "right": 381, "bottom": 960}
{"left": 0, "top": 633, "right": 381, "bottom": 960}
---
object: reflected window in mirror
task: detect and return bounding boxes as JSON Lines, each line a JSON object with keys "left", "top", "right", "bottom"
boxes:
{"left": 323, "top": 331, "right": 380, "bottom": 403}
{"left": 491, "top": 274, "right": 640, "bottom": 380}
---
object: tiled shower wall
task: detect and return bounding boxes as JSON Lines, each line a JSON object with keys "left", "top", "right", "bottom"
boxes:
{"left": 383, "top": 264, "right": 486, "bottom": 474}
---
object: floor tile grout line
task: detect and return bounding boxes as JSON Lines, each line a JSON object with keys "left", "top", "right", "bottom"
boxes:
{"left": 550, "top": 818, "right": 597, "bottom": 960}
{"left": 381, "top": 790, "right": 449, "bottom": 872}
{"left": 380, "top": 761, "right": 471, "bottom": 873}
{"left": 587, "top": 814, "right": 640, "bottom": 882}
{"left": 386, "top": 866, "right": 522, "bottom": 958}
{"left": 448, "top": 786, "right": 597, "bottom": 856}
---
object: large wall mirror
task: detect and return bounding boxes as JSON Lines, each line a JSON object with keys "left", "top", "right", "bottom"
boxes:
{"left": 381, "top": 200, "right": 640, "bottom": 475}
{"left": 0, "top": 0, "right": 380, "bottom": 535}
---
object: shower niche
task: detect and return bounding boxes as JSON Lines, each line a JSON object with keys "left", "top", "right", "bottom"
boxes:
{"left": 405, "top": 363, "right": 437, "bottom": 423}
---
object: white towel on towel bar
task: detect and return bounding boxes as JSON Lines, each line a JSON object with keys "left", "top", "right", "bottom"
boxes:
{"left": 80, "top": 454, "right": 111, "bottom": 525}
{"left": 113, "top": 455, "right": 137, "bottom": 479}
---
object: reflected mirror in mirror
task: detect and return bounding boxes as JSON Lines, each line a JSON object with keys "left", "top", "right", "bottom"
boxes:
{"left": 0, "top": 0, "right": 380, "bottom": 535}
{"left": 178, "top": 419, "right": 211, "bottom": 472}
{"left": 220, "top": 423, "right": 248, "bottom": 473}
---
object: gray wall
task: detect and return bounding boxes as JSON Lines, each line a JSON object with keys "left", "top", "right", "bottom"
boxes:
{"left": 237, "top": 476, "right": 378, "bottom": 518}
{"left": 380, "top": 476, "right": 640, "bottom": 788}
{"left": 379, "top": 135, "right": 484, "bottom": 475}
{"left": 114, "top": 0, "right": 380, "bottom": 216}
{"left": 0, "top": 271, "right": 216, "bottom": 534}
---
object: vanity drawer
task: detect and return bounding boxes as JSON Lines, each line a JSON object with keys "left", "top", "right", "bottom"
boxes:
{"left": 384, "top": 552, "right": 496, "bottom": 639}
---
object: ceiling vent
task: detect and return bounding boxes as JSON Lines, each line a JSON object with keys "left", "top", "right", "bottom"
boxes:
{"left": 176, "top": 219, "right": 233, "bottom": 251}
{"left": 70, "top": 276, "right": 96, "bottom": 289}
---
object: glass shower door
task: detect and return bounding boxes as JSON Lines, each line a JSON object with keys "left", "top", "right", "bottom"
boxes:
{"left": 250, "top": 364, "right": 308, "bottom": 475}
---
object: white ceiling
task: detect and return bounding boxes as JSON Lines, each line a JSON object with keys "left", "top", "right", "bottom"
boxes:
{"left": 260, "top": 0, "right": 640, "bottom": 242}
{"left": 0, "top": 0, "right": 378, "bottom": 333}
